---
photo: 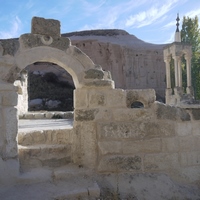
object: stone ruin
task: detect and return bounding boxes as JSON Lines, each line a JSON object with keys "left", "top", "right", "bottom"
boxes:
{"left": 0, "top": 17, "right": 200, "bottom": 199}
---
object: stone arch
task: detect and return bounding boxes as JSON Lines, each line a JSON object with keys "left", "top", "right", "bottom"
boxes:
{"left": 15, "top": 45, "right": 97, "bottom": 89}
{"left": 0, "top": 17, "right": 115, "bottom": 179}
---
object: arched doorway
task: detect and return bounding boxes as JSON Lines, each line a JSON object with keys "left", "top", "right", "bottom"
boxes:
{"left": 0, "top": 17, "right": 114, "bottom": 179}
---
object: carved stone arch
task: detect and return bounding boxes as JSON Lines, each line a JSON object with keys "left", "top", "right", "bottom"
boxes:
{"left": 15, "top": 45, "right": 94, "bottom": 88}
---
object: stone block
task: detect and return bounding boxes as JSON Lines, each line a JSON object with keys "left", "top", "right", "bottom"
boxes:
{"left": 45, "top": 112, "right": 54, "bottom": 119}
{"left": 122, "top": 139, "right": 161, "bottom": 154}
{"left": 98, "top": 122, "right": 144, "bottom": 140}
{"left": 97, "top": 121, "right": 175, "bottom": 140}
{"left": 74, "top": 88, "right": 88, "bottom": 108}
{"left": 144, "top": 153, "right": 179, "bottom": 171}
{"left": 155, "top": 120, "right": 176, "bottom": 138}
{"left": 3, "top": 107, "right": 18, "bottom": 158}
{"left": 126, "top": 89, "right": 156, "bottom": 108}
{"left": 84, "top": 69, "right": 104, "bottom": 79}
{"left": 155, "top": 102, "right": 190, "bottom": 121}
{"left": 113, "top": 108, "right": 153, "bottom": 121}
{"left": 176, "top": 121, "right": 192, "bottom": 136}
{"left": 106, "top": 89, "right": 126, "bottom": 108}
{"left": 83, "top": 80, "right": 114, "bottom": 88}
{"left": 162, "top": 137, "right": 179, "bottom": 153}
{"left": 0, "top": 158, "right": 19, "bottom": 185}
{"left": 179, "top": 136, "right": 195, "bottom": 152}
{"left": 34, "top": 113, "right": 45, "bottom": 119}
{"left": 95, "top": 108, "right": 113, "bottom": 121}
{"left": 24, "top": 113, "right": 35, "bottom": 119}
{"left": 192, "top": 121, "right": 200, "bottom": 136}
{"left": 98, "top": 141, "right": 121, "bottom": 155}
{"left": 179, "top": 166, "right": 200, "bottom": 183}
{"left": 191, "top": 108, "right": 200, "bottom": 120}
{"left": 180, "top": 152, "right": 200, "bottom": 167}
{"left": 194, "top": 136, "right": 200, "bottom": 151}
{"left": 20, "top": 34, "right": 70, "bottom": 50}
{"left": 74, "top": 109, "right": 98, "bottom": 121}
{"left": 31, "top": 17, "right": 60, "bottom": 37}
{"left": 2, "top": 91, "right": 18, "bottom": 106}
{"left": 98, "top": 155, "right": 142, "bottom": 172}
{"left": 63, "top": 112, "right": 73, "bottom": 119}
{"left": 80, "top": 122, "right": 97, "bottom": 168}
{"left": 89, "top": 90, "right": 106, "bottom": 107}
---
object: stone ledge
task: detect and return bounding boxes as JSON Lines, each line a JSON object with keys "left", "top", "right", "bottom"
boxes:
{"left": 19, "top": 111, "right": 73, "bottom": 119}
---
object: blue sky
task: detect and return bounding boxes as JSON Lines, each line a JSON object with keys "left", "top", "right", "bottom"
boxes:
{"left": 0, "top": 0, "right": 200, "bottom": 44}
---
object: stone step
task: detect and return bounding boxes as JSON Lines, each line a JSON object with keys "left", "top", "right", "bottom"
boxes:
{"left": 18, "top": 129, "right": 72, "bottom": 146}
{"left": 18, "top": 144, "right": 71, "bottom": 171}
{"left": 52, "top": 163, "right": 94, "bottom": 181}
{"left": 1, "top": 180, "right": 100, "bottom": 200}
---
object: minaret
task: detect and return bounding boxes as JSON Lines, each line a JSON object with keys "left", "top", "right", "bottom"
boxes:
{"left": 174, "top": 13, "right": 181, "bottom": 42}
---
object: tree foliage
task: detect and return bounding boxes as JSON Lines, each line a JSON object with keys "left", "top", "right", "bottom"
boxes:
{"left": 181, "top": 15, "right": 200, "bottom": 99}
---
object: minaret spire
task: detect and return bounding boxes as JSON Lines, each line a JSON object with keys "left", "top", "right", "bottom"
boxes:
{"left": 174, "top": 13, "right": 181, "bottom": 42}
{"left": 176, "top": 13, "right": 180, "bottom": 32}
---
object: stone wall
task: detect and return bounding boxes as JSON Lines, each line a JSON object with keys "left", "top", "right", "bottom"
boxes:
{"left": 73, "top": 87, "right": 200, "bottom": 184}
{"left": 14, "top": 70, "right": 28, "bottom": 115}
{"left": 69, "top": 30, "right": 166, "bottom": 99}
{"left": 0, "top": 81, "right": 19, "bottom": 184}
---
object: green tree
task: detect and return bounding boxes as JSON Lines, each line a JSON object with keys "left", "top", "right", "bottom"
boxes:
{"left": 181, "top": 15, "right": 200, "bottom": 99}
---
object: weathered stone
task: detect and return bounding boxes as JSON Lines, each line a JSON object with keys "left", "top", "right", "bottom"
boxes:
{"left": 70, "top": 33, "right": 166, "bottom": 98}
{"left": 98, "top": 141, "right": 121, "bottom": 155}
{"left": 156, "top": 120, "right": 176, "bottom": 138}
{"left": 106, "top": 89, "right": 126, "bottom": 108}
{"left": 75, "top": 109, "right": 98, "bottom": 121}
{"left": 176, "top": 121, "right": 192, "bottom": 136}
{"left": 179, "top": 136, "right": 196, "bottom": 152}
{"left": 98, "top": 121, "right": 175, "bottom": 140}
{"left": 89, "top": 92, "right": 105, "bottom": 107}
{"left": 126, "top": 89, "right": 156, "bottom": 108}
{"left": 4, "top": 66, "right": 22, "bottom": 83}
{"left": 122, "top": 139, "right": 161, "bottom": 154}
{"left": 2, "top": 91, "right": 18, "bottom": 106}
{"left": 84, "top": 80, "right": 114, "bottom": 88}
{"left": 155, "top": 102, "right": 190, "bottom": 121}
{"left": 144, "top": 153, "right": 179, "bottom": 171}
{"left": 19, "top": 34, "right": 70, "bottom": 51}
{"left": 0, "top": 39, "right": 19, "bottom": 56}
{"left": 180, "top": 152, "right": 200, "bottom": 167}
{"left": 98, "top": 155, "right": 142, "bottom": 172}
{"left": 95, "top": 108, "right": 113, "bottom": 121}
{"left": 74, "top": 88, "right": 88, "bottom": 108}
{"left": 113, "top": 108, "right": 153, "bottom": 121}
{"left": 31, "top": 17, "right": 60, "bottom": 37}
{"left": 162, "top": 137, "right": 179, "bottom": 153}
{"left": 3, "top": 107, "right": 18, "bottom": 159}
{"left": 84, "top": 69, "right": 104, "bottom": 79}
{"left": 191, "top": 108, "right": 200, "bottom": 120}
{"left": 79, "top": 122, "right": 97, "bottom": 168}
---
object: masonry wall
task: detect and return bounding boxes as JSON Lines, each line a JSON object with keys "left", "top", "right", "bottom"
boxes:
{"left": 74, "top": 87, "right": 200, "bottom": 184}
{"left": 0, "top": 82, "right": 19, "bottom": 184}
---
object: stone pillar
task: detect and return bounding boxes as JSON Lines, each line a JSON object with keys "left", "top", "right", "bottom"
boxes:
{"left": 177, "top": 56, "right": 182, "bottom": 87}
{"left": 185, "top": 55, "right": 192, "bottom": 87}
{"left": 0, "top": 82, "right": 19, "bottom": 185}
{"left": 173, "top": 56, "right": 179, "bottom": 87}
{"left": 164, "top": 57, "right": 171, "bottom": 89}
